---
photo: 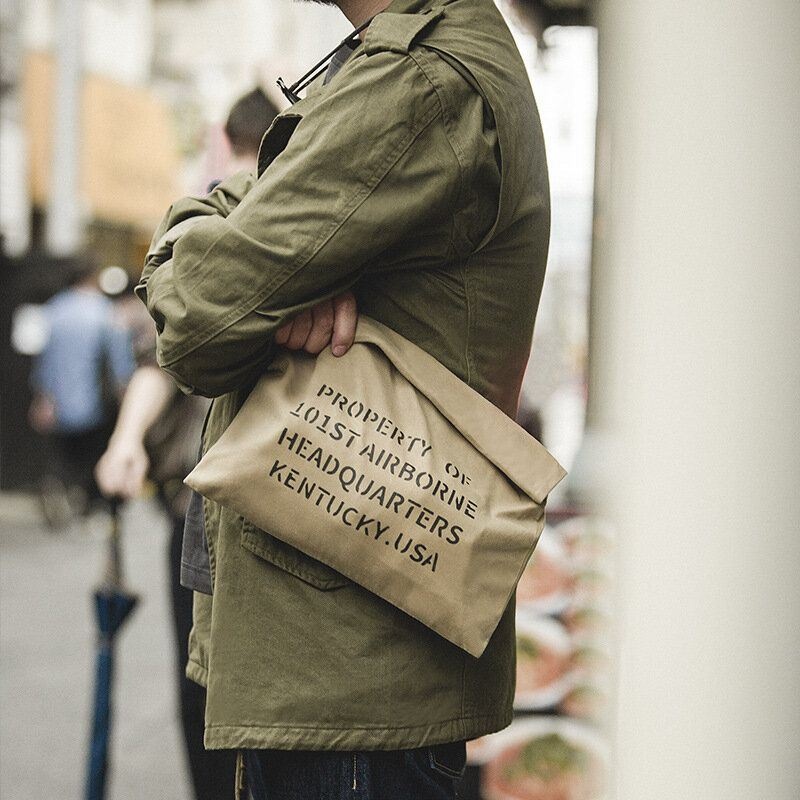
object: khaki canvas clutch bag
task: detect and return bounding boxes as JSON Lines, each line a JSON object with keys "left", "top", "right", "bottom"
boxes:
{"left": 185, "top": 317, "right": 565, "bottom": 657}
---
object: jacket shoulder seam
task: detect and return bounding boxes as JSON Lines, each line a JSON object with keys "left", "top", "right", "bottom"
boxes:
{"left": 408, "top": 48, "right": 469, "bottom": 251}
{"left": 364, "top": 8, "right": 444, "bottom": 55}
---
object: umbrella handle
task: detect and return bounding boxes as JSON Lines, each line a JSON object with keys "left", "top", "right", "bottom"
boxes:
{"left": 104, "top": 498, "right": 123, "bottom": 589}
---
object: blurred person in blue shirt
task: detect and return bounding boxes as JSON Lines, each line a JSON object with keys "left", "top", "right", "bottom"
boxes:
{"left": 29, "top": 258, "right": 135, "bottom": 517}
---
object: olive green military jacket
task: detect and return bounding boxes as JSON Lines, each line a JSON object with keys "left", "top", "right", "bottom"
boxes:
{"left": 137, "top": 0, "right": 550, "bottom": 751}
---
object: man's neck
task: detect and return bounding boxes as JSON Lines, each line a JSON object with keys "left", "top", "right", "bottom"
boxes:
{"left": 336, "top": 0, "right": 392, "bottom": 29}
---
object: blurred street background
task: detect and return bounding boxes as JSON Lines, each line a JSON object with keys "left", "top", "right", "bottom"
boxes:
{"left": 2, "top": 3, "right": 602, "bottom": 797}
{"left": 1, "top": 495, "right": 188, "bottom": 799}
{"left": 2, "top": 0, "right": 799, "bottom": 799}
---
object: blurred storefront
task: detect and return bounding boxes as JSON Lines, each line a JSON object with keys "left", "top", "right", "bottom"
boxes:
{"left": 1, "top": 1, "right": 180, "bottom": 489}
{"left": 22, "top": 50, "right": 180, "bottom": 264}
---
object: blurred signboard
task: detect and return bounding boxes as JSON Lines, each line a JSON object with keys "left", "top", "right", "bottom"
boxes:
{"left": 22, "top": 52, "right": 179, "bottom": 231}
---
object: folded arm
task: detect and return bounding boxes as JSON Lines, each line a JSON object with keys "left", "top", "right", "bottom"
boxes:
{"left": 142, "top": 170, "right": 256, "bottom": 277}
{"left": 137, "top": 51, "right": 464, "bottom": 397}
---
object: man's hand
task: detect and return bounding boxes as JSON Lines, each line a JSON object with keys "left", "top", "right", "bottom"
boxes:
{"left": 275, "top": 292, "right": 357, "bottom": 357}
{"left": 95, "top": 436, "right": 150, "bottom": 500}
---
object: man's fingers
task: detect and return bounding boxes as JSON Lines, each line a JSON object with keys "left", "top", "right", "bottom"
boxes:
{"left": 274, "top": 318, "right": 293, "bottom": 346}
{"left": 304, "top": 300, "right": 335, "bottom": 355}
{"left": 96, "top": 460, "right": 127, "bottom": 499}
{"left": 123, "top": 461, "right": 148, "bottom": 500}
{"left": 331, "top": 292, "right": 358, "bottom": 357}
{"left": 94, "top": 457, "right": 115, "bottom": 496}
{"left": 284, "top": 309, "right": 313, "bottom": 350}
{"left": 95, "top": 447, "right": 149, "bottom": 500}
{"left": 276, "top": 294, "right": 356, "bottom": 354}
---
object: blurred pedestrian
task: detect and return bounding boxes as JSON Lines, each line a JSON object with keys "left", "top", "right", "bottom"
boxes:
{"left": 29, "top": 257, "right": 134, "bottom": 525}
{"left": 224, "top": 87, "right": 277, "bottom": 174}
{"left": 95, "top": 298, "right": 228, "bottom": 799}
{"left": 95, "top": 87, "right": 278, "bottom": 800}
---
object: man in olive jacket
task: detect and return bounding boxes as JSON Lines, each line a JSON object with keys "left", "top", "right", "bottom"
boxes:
{"left": 137, "top": 0, "right": 550, "bottom": 795}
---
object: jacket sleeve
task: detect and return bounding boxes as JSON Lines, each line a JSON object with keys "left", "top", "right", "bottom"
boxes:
{"left": 137, "top": 51, "right": 468, "bottom": 397}
{"left": 141, "top": 170, "right": 256, "bottom": 279}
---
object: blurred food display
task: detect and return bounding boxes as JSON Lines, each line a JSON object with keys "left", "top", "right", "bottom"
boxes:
{"left": 516, "top": 530, "right": 575, "bottom": 614}
{"left": 466, "top": 515, "right": 612, "bottom": 800}
{"left": 514, "top": 617, "right": 574, "bottom": 710}
{"left": 484, "top": 734, "right": 601, "bottom": 800}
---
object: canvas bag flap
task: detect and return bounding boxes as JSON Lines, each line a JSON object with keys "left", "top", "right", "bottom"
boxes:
{"left": 186, "top": 317, "right": 566, "bottom": 656}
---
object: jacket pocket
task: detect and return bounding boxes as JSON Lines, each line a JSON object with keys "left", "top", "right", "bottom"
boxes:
{"left": 427, "top": 741, "right": 467, "bottom": 779}
{"left": 256, "top": 113, "right": 302, "bottom": 176}
{"left": 240, "top": 518, "right": 349, "bottom": 591}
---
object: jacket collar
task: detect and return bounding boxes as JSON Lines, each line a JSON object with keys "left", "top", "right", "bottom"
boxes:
{"left": 382, "top": 0, "right": 450, "bottom": 18}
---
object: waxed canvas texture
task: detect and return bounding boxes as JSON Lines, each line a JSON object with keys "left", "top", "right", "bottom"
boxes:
{"left": 186, "top": 318, "right": 565, "bottom": 657}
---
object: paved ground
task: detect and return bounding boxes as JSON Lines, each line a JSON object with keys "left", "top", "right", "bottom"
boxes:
{"left": 0, "top": 493, "right": 192, "bottom": 800}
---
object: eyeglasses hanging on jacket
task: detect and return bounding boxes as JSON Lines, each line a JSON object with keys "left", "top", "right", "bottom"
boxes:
{"left": 277, "top": 16, "right": 374, "bottom": 105}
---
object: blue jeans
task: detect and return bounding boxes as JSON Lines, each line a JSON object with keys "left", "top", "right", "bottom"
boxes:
{"left": 242, "top": 742, "right": 466, "bottom": 800}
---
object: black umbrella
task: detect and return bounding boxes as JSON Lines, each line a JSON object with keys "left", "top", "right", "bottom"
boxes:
{"left": 85, "top": 500, "right": 138, "bottom": 800}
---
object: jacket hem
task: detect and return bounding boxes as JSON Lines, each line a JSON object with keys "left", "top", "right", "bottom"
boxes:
{"left": 186, "top": 658, "right": 209, "bottom": 688}
{"left": 202, "top": 710, "right": 512, "bottom": 751}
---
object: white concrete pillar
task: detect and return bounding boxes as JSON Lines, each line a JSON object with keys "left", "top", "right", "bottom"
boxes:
{"left": 0, "top": 0, "right": 32, "bottom": 256}
{"left": 590, "top": 1, "right": 800, "bottom": 798}
{"left": 45, "top": 0, "right": 83, "bottom": 256}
